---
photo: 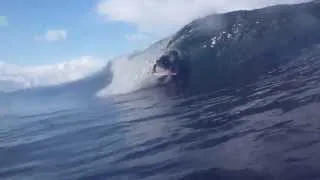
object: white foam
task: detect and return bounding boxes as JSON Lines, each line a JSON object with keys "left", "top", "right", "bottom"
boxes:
{"left": 210, "top": 36, "right": 217, "bottom": 47}
{"left": 0, "top": 56, "right": 104, "bottom": 92}
{"left": 96, "top": 56, "right": 155, "bottom": 96}
{"left": 96, "top": 38, "right": 169, "bottom": 96}
{"left": 97, "top": 53, "right": 164, "bottom": 96}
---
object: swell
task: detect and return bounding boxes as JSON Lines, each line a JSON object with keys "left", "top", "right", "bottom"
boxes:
{"left": 0, "top": 63, "right": 113, "bottom": 116}
{"left": 166, "top": 0, "right": 320, "bottom": 94}
{"left": 99, "top": 0, "right": 320, "bottom": 96}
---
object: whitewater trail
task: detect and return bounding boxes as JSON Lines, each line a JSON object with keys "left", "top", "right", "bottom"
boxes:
{"left": 96, "top": 51, "right": 164, "bottom": 96}
{"left": 0, "top": 57, "right": 104, "bottom": 92}
{"left": 96, "top": 38, "right": 170, "bottom": 96}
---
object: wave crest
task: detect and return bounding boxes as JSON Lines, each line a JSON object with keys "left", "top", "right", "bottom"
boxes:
{"left": 96, "top": 39, "right": 170, "bottom": 96}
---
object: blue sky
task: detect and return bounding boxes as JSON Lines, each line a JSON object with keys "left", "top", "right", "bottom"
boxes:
{"left": 0, "top": 0, "right": 308, "bottom": 65}
{"left": 0, "top": 0, "right": 153, "bottom": 65}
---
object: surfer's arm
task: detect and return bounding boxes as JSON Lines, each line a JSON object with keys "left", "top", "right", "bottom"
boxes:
{"left": 152, "top": 64, "right": 157, "bottom": 73}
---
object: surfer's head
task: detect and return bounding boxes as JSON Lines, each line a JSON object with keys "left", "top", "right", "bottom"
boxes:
{"left": 153, "top": 49, "right": 191, "bottom": 90}
{"left": 156, "top": 55, "right": 171, "bottom": 70}
{"left": 153, "top": 50, "right": 180, "bottom": 74}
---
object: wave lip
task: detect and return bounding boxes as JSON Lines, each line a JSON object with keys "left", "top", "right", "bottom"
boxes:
{"left": 97, "top": 38, "right": 170, "bottom": 96}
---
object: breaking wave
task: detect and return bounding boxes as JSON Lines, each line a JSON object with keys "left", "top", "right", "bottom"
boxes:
{"left": 97, "top": 38, "right": 170, "bottom": 96}
{"left": 0, "top": 56, "right": 104, "bottom": 92}
{"left": 96, "top": 56, "right": 156, "bottom": 95}
{"left": 3, "top": 0, "right": 320, "bottom": 99}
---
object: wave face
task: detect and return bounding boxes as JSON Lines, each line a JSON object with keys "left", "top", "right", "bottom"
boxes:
{"left": 97, "top": 1, "right": 320, "bottom": 96}
{"left": 165, "top": 0, "right": 320, "bottom": 93}
{"left": 0, "top": 56, "right": 104, "bottom": 93}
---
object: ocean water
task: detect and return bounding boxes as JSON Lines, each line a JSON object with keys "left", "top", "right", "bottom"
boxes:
{"left": 1, "top": 46, "right": 320, "bottom": 180}
{"left": 2, "top": 1, "right": 320, "bottom": 179}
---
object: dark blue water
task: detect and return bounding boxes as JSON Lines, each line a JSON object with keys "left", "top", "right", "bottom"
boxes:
{"left": 1, "top": 46, "right": 320, "bottom": 180}
{"left": 2, "top": 1, "right": 320, "bottom": 178}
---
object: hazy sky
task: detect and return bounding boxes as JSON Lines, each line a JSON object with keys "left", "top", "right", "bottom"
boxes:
{"left": 0, "top": 0, "right": 310, "bottom": 65}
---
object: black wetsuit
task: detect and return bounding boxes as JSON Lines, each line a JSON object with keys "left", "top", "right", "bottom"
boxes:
{"left": 153, "top": 55, "right": 171, "bottom": 73}
{"left": 153, "top": 50, "right": 191, "bottom": 89}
